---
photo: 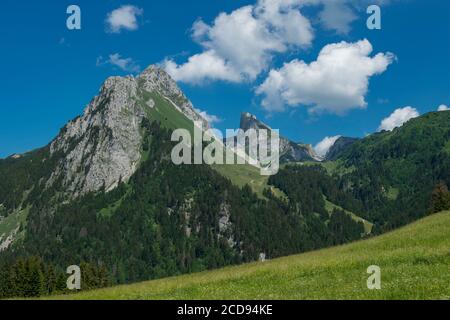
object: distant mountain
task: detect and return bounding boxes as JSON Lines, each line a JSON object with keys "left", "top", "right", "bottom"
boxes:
{"left": 324, "top": 137, "right": 359, "bottom": 161}
{"left": 239, "top": 112, "right": 320, "bottom": 163}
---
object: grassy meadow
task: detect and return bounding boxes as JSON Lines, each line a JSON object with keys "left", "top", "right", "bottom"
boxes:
{"left": 48, "top": 211, "right": 450, "bottom": 300}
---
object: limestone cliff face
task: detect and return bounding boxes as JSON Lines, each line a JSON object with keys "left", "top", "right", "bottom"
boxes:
{"left": 47, "top": 66, "right": 207, "bottom": 197}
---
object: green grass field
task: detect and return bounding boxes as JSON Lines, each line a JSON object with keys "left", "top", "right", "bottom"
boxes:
{"left": 211, "top": 163, "right": 285, "bottom": 199}
{"left": 49, "top": 211, "right": 450, "bottom": 300}
{"left": 139, "top": 90, "right": 196, "bottom": 135}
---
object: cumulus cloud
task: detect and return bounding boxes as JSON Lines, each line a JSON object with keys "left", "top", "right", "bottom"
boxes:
{"left": 438, "top": 104, "right": 449, "bottom": 111}
{"left": 97, "top": 53, "right": 141, "bottom": 73}
{"left": 314, "top": 135, "right": 341, "bottom": 158}
{"left": 256, "top": 39, "right": 395, "bottom": 114}
{"left": 163, "top": 51, "right": 241, "bottom": 84}
{"left": 106, "top": 5, "right": 143, "bottom": 33}
{"left": 164, "top": 1, "right": 315, "bottom": 84}
{"left": 378, "top": 106, "right": 420, "bottom": 132}
{"left": 163, "top": 1, "right": 395, "bottom": 85}
{"left": 254, "top": 0, "right": 315, "bottom": 48}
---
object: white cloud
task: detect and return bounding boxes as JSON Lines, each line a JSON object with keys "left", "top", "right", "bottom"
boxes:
{"left": 256, "top": 39, "right": 395, "bottom": 114}
{"left": 438, "top": 104, "right": 449, "bottom": 111}
{"left": 164, "top": 1, "right": 314, "bottom": 84}
{"left": 194, "top": 108, "right": 222, "bottom": 125}
{"left": 314, "top": 135, "right": 341, "bottom": 158}
{"left": 255, "top": 0, "right": 314, "bottom": 48}
{"left": 106, "top": 5, "right": 143, "bottom": 33}
{"left": 163, "top": 51, "right": 241, "bottom": 84}
{"left": 378, "top": 106, "right": 420, "bottom": 132}
{"left": 163, "top": 1, "right": 395, "bottom": 85}
{"left": 97, "top": 53, "right": 141, "bottom": 73}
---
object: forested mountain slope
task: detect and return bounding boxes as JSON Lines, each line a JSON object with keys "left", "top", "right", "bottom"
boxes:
{"left": 333, "top": 111, "right": 450, "bottom": 232}
{"left": 51, "top": 211, "right": 450, "bottom": 300}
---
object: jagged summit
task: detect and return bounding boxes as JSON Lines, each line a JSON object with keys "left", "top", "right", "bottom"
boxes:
{"left": 240, "top": 112, "right": 272, "bottom": 131}
{"left": 138, "top": 65, "right": 184, "bottom": 98}
{"left": 239, "top": 112, "right": 319, "bottom": 163}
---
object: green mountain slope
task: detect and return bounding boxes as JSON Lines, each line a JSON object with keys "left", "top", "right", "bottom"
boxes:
{"left": 333, "top": 111, "right": 450, "bottom": 232}
{"left": 138, "top": 90, "right": 195, "bottom": 134}
{"left": 51, "top": 211, "right": 450, "bottom": 300}
{"left": 135, "top": 87, "right": 273, "bottom": 198}
{"left": 323, "top": 197, "right": 373, "bottom": 234}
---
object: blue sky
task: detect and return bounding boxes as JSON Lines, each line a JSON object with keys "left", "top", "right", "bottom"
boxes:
{"left": 0, "top": 0, "right": 449, "bottom": 158}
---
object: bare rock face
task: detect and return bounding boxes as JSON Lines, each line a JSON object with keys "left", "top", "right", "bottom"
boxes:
{"left": 47, "top": 66, "right": 207, "bottom": 198}
{"left": 218, "top": 201, "right": 236, "bottom": 248}
{"left": 239, "top": 112, "right": 320, "bottom": 163}
{"left": 49, "top": 76, "right": 143, "bottom": 196}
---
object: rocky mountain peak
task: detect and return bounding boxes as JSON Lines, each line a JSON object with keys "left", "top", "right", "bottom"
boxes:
{"left": 138, "top": 65, "right": 184, "bottom": 98}
{"left": 238, "top": 112, "right": 319, "bottom": 163}
{"left": 240, "top": 112, "right": 271, "bottom": 131}
{"left": 138, "top": 65, "right": 209, "bottom": 128}
{"left": 47, "top": 65, "right": 208, "bottom": 198}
